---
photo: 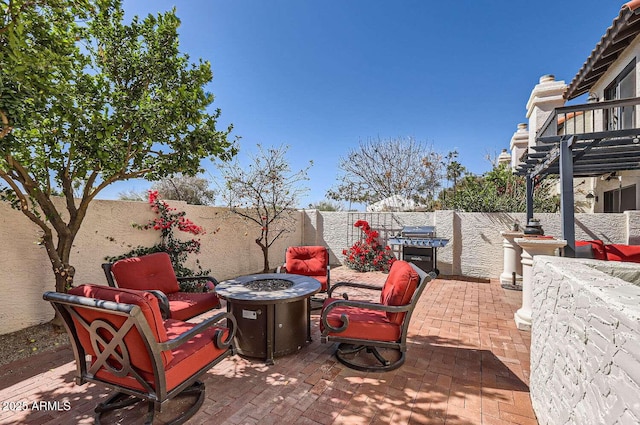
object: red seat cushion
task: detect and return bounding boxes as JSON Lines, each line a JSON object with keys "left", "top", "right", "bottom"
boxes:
{"left": 575, "top": 240, "right": 607, "bottom": 260}
{"left": 111, "top": 252, "right": 181, "bottom": 294}
{"left": 604, "top": 244, "right": 640, "bottom": 263}
{"left": 320, "top": 298, "right": 402, "bottom": 342}
{"left": 68, "top": 284, "right": 173, "bottom": 372}
{"left": 286, "top": 246, "right": 329, "bottom": 291}
{"left": 166, "top": 291, "right": 221, "bottom": 321}
{"left": 379, "top": 261, "right": 419, "bottom": 324}
{"left": 96, "top": 319, "right": 230, "bottom": 393}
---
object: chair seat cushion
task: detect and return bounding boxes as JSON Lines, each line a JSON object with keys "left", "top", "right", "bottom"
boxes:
{"left": 320, "top": 298, "right": 401, "bottom": 342}
{"left": 312, "top": 275, "right": 328, "bottom": 291}
{"left": 605, "top": 244, "right": 640, "bottom": 263}
{"left": 68, "top": 284, "right": 173, "bottom": 372}
{"left": 96, "top": 319, "right": 230, "bottom": 393}
{"left": 166, "top": 291, "right": 221, "bottom": 321}
{"left": 111, "top": 252, "right": 181, "bottom": 294}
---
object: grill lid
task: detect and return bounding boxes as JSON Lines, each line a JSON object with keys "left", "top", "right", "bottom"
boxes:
{"left": 400, "top": 226, "right": 435, "bottom": 237}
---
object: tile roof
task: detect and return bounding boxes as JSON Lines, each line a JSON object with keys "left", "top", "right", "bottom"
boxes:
{"left": 565, "top": 1, "right": 640, "bottom": 100}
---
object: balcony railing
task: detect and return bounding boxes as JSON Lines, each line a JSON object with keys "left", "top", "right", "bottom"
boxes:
{"left": 537, "top": 96, "right": 640, "bottom": 142}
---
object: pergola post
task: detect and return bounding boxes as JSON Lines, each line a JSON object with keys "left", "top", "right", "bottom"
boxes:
{"left": 560, "top": 136, "right": 576, "bottom": 257}
{"left": 526, "top": 175, "right": 533, "bottom": 221}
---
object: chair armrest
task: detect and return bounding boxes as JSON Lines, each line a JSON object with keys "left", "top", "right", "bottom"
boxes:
{"left": 327, "top": 281, "right": 382, "bottom": 297}
{"left": 160, "top": 311, "right": 237, "bottom": 351}
{"left": 177, "top": 275, "right": 219, "bottom": 292}
{"left": 147, "top": 290, "right": 171, "bottom": 320}
{"left": 321, "top": 298, "right": 411, "bottom": 334}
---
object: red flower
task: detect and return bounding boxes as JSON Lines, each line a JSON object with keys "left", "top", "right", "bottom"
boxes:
{"left": 343, "top": 220, "right": 396, "bottom": 272}
{"left": 148, "top": 190, "right": 159, "bottom": 204}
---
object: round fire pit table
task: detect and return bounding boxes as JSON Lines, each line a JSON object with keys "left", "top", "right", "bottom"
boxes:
{"left": 215, "top": 273, "right": 321, "bottom": 364}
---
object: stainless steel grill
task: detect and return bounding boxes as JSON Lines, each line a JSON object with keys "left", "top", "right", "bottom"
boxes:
{"left": 388, "top": 226, "right": 449, "bottom": 275}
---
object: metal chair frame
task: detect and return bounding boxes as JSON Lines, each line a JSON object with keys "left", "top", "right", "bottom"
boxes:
{"left": 43, "top": 291, "right": 236, "bottom": 424}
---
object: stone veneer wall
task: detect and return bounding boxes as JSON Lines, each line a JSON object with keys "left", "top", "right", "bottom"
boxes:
{"left": 530, "top": 256, "right": 640, "bottom": 425}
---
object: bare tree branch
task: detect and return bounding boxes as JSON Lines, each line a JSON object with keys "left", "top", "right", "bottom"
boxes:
{"left": 328, "top": 136, "right": 444, "bottom": 208}
{"left": 218, "top": 144, "right": 311, "bottom": 272}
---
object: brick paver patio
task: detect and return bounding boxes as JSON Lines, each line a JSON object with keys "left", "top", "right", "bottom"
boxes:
{"left": 0, "top": 267, "right": 535, "bottom": 425}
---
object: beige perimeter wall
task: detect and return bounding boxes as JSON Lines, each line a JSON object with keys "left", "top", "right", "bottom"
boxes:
{"left": 2, "top": 198, "right": 640, "bottom": 334}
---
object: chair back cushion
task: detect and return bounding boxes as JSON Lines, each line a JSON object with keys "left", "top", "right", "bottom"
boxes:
{"left": 286, "top": 246, "right": 328, "bottom": 280}
{"left": 380, "top": 261, "right": 420, "bottom": 324}
{"left": 111, "top": 252, "right": 181, "bottom": 294}
{"left": 68, "top": 284, "right": 173, "bottom": 373}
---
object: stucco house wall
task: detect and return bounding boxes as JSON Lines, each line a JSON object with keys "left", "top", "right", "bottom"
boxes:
{"left": 590, "top": 33, "right": 640, "bottom": 106}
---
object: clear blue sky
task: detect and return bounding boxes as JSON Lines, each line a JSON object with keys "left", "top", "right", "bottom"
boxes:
{"left": 103, "top": 0, "right": 625, "bottom": 208}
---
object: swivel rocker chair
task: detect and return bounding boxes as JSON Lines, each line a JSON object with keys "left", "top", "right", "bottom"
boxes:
{"left": 320, "top": 260, "right": 435, "bottom": 372}
{"left": 44, "top": 284, "right": 236, "bottom": 424}
{"left": 102, "top": 252, "right": 221, "bottom": 321}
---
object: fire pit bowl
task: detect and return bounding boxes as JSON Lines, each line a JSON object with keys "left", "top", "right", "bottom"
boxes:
{"left": 215, "top": 273, "right": 321, "bottom": 364}
{"left": 244, "top": 278, "right": 293, "bottom": 291}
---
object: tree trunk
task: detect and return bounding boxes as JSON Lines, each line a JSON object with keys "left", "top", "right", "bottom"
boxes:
{"left": 257, "top": 239, "right": 270, "bottom": 272}
{"left": 54, "top": 265, "right": 75, "bottom": 293}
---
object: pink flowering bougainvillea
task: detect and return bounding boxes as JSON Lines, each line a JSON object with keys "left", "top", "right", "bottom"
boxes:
{"left": 342, "top": 220, "right": 396, "bottom": 272}
{"left": 106, "top": 191, "right": 211, "bottom": 291}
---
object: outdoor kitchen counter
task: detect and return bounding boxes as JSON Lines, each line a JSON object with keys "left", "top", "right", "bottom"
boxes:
{"left": 215, "top": 273, "right": 321, "bottom": 364}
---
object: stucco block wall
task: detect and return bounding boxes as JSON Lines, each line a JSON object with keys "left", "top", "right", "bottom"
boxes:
{"left": 3, "top": 200, "right": 640, "bottom": 335}
{"left": 456, "top": 212, "right": 527, "bottom": 278}
{"left": 313, "top": 211, "right": 455, "bottom": 275}
{"left": 0, "top": 199, "right": 301, "bottom": 334}
{"left": 530, "top": 256, "right": 640, "bottom": 425}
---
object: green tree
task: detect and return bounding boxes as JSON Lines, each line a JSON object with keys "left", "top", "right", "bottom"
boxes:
{"left": 152, "top": 174, "right": 216, "bottom": 205}
{"left": 117, "top": 189, "right": 147, "bottom": 202}
{"left": 1, "top": 0, "right": 92, "bottom": 139}
{"left": 218, "top": 144, "right": 311, "bottom": 272}
{"left": 0, "top": 0, "right": 237, "bottom": 293}
{"left": 438, "top": 164, "right": 559, "bottom": 212}
{"left": 118, "top": 174, "right": 216, "bottom": 205}
{"left": 444, "top": 151, "right": 467, "bottom": 194}
{"left": 308, "top": 200, "right": 343, "bottom": 211}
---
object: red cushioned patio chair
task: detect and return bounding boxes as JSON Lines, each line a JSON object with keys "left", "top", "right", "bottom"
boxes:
{"left": 278, "top": 246, "right": 330, "bottom": 307}
{"left": 320, "top": 260, "right": 435, "bottom": 372}
{"left": 102, "top": 252, "right": 221, "bottom": 321}
{"left": 43, "top": 284, "right": 236, "bottom": 424}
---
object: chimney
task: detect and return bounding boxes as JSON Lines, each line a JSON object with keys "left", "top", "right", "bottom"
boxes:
{"left": 498, "top": 149, "right": 511, "bottom": 166}
{"left": 526, "top": 74, "right": 566, "bottom": 148}
{"left": 510, "top": 123, "right": 529, "bottom": 170}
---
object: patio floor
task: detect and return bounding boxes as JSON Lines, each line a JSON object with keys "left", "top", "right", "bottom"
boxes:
{"left": 0, "top": 267, "right": 535, "bottom": 425}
